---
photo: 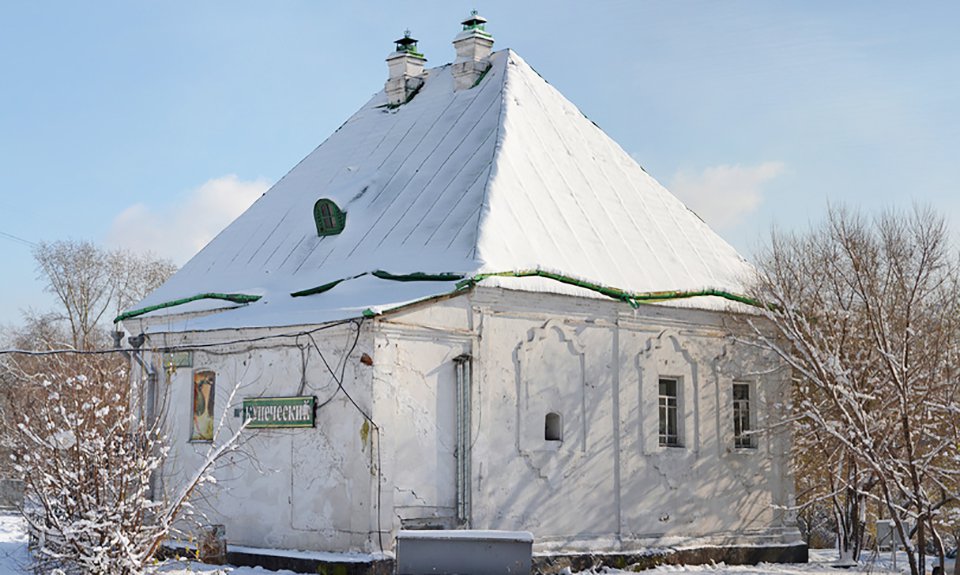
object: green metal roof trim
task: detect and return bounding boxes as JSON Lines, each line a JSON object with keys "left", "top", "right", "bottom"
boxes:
{"left": 359, "top": 269, "right": 761, "bottom": 321}
{"left": 370, "top": 270, "right": 465, "bottom": 282}
{"left": 121, "top": 269, "right": 757, "bottom": 325}
{"left": 289, "top": 272, "right": 369, "bottom": 298}
{"left": 115, "top": 293, "right": 262, "bottom": 323}
{"left": 454, "top": 270, "right": 762, "bottom": 309}
{"left": 291, "top": 270, "right": 465, "bottom": 298}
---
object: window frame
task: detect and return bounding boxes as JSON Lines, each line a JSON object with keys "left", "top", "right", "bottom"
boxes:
{"left": 658, "top": 377, "right": 682, "bottom": 447}
{"left": 313, "top": 199, "right": 346, "bottom": 236}
{"left": 732, "top": 381, "right": 756, "bottom": 449}
{"left": 190, "top": 369, "right": 216, "bottom": 442}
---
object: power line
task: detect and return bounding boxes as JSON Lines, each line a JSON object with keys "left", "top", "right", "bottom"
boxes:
{"left": 0, "top": 230, "right": 36, "bottom": 248}
{"left": 0, "top": 319, "right": 356, "bottom": 356}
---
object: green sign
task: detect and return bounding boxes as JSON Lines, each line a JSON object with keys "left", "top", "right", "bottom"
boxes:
{"left": 162, "top": 351, "right": 193, "bottom": 368}
{"left": 242, "top": 396, "right": 316, "bottom": 429}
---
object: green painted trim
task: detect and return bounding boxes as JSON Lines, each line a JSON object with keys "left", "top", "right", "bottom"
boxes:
{"left": 362, "top": 308, "right": 377, "bottom": 318}
{"left": 291, "top": 270, "right": 463, "bottom": 298}
{"left": 114, "top": 293, "right": 262, "bottom": 323}
{"left": 371, "top": 270, "right": 465, "bottom": 282}
{"left": 385, "top": 81, "right": 425, "bottom": 109}
{"left": 471, "top": 65, "right": 492, "bottom": 88}
{"left": 455, "top": 270, "right": 762, "bottom": 309}
{"left": 314, "top": 199, "right": 346, "bottom": 236}
{"left": 290, "top": 274, "right": 365, "bottom": 298}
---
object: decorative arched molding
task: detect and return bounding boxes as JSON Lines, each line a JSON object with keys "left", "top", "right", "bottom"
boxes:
{"left": 636, "top": 329, "right": 699, "bottom": 455}
{"left": 712, "top": 336, "right": 788, "bottom": 455}
{"left": 520, "top": 318, "right": 586, "bottom": 356}
{"left": 516, "top": 319, "right": 586, "bottom": 454}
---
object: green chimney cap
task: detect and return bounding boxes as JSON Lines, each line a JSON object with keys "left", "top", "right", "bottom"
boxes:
{"left": 394, "top": 29, "right": 421, "bottom": 53}
{"left": 461, "top": 10, "right": 488, "bottom": 31}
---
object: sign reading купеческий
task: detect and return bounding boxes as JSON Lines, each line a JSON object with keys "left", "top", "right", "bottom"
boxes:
{"left": 242, "top": 396, "right": 316, "bottom": 429}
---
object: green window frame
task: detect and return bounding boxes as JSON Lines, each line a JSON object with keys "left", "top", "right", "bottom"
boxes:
{"left": 313, "top": 199, "right": 346, "bottom": 236}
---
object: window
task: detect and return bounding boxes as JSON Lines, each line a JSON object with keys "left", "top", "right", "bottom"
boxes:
{"left": 733, "top": 383, "right": 755, "bottom": 448}
{"left": 191, "top": 370, "right": 216, "bottom": 441}
{"left": 313, "top": 199, "right": 346, "bottom": 236}
{"left": 658, "top": 378, "right": 681, "bottom": 447}
{"left": 544, "top": 412, "right": 562, "bottom": 441}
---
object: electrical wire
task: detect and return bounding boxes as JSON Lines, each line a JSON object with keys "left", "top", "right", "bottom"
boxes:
{"left": 3, "top": 315, "right": 388, "bottom": 552}
{"left": 309, "top": 320, "right": 366, "bottom": 417}
{"left": 0, "top": 347, "right": 127, "bottom": 356}
{"left": 0, "top": 230, "right": 35, "bottom": 247}
{"left": 0, "top": 319, "right": 356, "bottom": 356}
{"left": 306, "top": 319, "right": 384, "bottom": 552}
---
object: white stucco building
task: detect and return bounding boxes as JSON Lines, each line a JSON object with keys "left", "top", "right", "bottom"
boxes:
{"left": 120, "top": 14, "right": 804, "bottom": 572}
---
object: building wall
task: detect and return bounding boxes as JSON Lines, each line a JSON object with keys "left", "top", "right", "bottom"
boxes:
{"left": 142, "top": 321, "right": 381, "bottom": 553}
{"left": 137, "top": 286, "right": 797, "bottom": 556}
{"left": 378, "top": 287, "right": 797, "bottom": 553}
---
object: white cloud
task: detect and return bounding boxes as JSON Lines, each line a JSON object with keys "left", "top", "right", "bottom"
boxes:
{"left": 669, "top": 162, "right": 785, "bottom": 229}
{"left": 107, "top": 175, "right": 270, "bottom": 264}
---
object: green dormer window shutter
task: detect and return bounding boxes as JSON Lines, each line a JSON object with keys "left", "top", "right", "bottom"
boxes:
{"left": 314, "top": 199, "right": 346, "bottom": 236}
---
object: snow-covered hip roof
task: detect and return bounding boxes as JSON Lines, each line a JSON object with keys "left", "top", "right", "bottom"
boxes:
{"left": 124, "top": 49, "right": 755, "bottom": 332}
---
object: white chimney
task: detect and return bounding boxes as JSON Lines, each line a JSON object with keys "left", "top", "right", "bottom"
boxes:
{"left": 385, "top": 30, "right": 427, "bottom": 106}
{"left": 452, "top": 11, "right": 494, "bottom": 92}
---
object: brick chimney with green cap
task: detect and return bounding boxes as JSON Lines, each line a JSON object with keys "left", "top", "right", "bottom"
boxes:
{"left": 385, "top": 30, "right": 427, "bottom": 105}
{"left": 452, "top": 11, "right": 494, "bottom": 91}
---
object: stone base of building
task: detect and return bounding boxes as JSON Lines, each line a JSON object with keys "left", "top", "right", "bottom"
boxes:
{"left": 533, "top": 543, "right": 809, "bottom": 573}
{"left": 163, "top": 541, "right": 806, "bottom": 574}
{"left": 224, "top": 549, "right": 393, "bottom": 575}
{"left": 160, "top": 543, "right": 393, "bottom": 575}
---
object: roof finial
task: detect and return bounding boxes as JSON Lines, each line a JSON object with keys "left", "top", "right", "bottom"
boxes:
{"left": 393, "top": 29, "right": 423, "bottom": 57}
{"left": 461, "top": 10, "right": 488, "bottom": 32}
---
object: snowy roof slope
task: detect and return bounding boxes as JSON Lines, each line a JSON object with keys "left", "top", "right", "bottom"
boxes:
{"left": 126, "top": 50, "right": 753, "bottom": 331}
{"left": 475, "top": 53, "right": 751, "bottom": 293}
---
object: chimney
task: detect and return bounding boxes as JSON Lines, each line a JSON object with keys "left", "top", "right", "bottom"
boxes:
{"left": 452, "top": 11, "right": 494, "bottom": 91}
{"left": 385, "top": 30, "right": 427, "bottom": 106}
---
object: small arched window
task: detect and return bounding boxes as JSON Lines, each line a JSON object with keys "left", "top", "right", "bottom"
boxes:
{"left": 545, "top": 412, "right": 562, "bottom": 441}
{"left": 313, "top": 199, "right": 346, "bottom": 236}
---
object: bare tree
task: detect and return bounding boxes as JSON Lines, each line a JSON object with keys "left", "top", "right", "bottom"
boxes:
{"left": 33, "top": 240, "right": 112, "bottom": 350}
{"left": 9, "top": 351, "right": 246, "bottom": 574}
{"left": 32, "top": 240, "right": 176, "bottom": 350}
{"left": 749, "top": 205, "right": 960, "bottom": 575}
{"left": 107, "top": 249, "right": 178, "bottom": 325}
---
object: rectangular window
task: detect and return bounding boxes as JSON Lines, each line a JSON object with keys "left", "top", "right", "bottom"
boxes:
{"left": 733, "top": 382, "right": 755, "bottom": 449}
{"left": 191, "top": 370, "right": 216, "bottom": 441}
{"left": 658, "top": 378, "right": 681, "bottom": 447}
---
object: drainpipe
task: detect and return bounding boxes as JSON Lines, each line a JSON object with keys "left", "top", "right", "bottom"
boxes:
{"left": 116, "top": 331, "right": 159, "bottom": 500}
{"left": 126, "top": 333, "right": 158, "bottom": 426}
{"left": 454, "top": 354, "right": 472, "bottom": 526}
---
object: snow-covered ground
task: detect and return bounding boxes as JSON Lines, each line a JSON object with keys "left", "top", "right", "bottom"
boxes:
{"left": 0, "top": 515, "right": 28, "bottom": 575}
{"left": 627, "top": 549, "right": 953, "bottom": 574}
{"left": 0, "top": 513, "right": 952, "bottom": 575}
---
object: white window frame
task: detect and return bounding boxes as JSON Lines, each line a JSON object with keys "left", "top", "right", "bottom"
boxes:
{"left": 732, "top": 381, "right": 756, "bottom": 449}
{"left": 658, "top": 377, "right": 682, "bottom": 447}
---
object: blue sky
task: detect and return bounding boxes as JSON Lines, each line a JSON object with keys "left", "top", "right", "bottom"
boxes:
{"left": 2, "top": 1, "right": 958, "bottom": 326}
